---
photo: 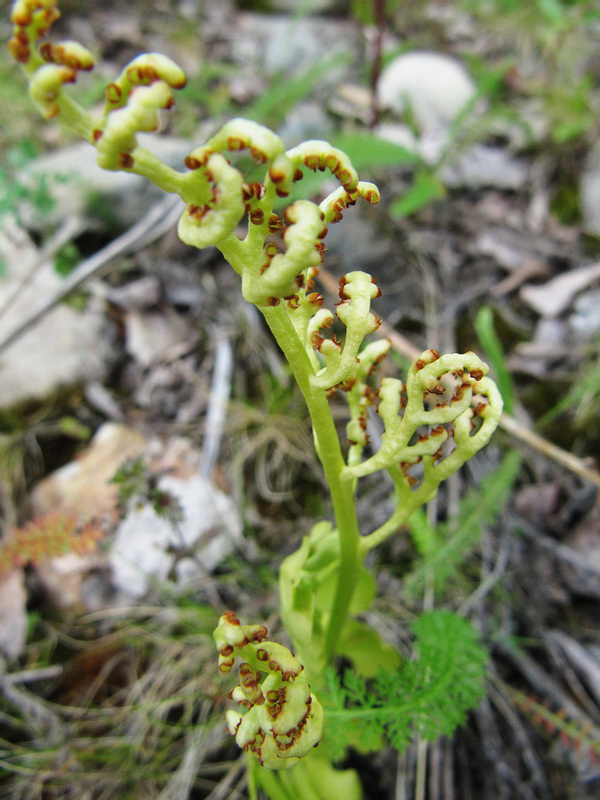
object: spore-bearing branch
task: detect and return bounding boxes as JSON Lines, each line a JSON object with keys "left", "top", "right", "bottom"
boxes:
{"left": 342, "top": 349, "right": 503, "bottom": 484}
{"left": 214, "top": 612, "right": 324, "bottom": 770}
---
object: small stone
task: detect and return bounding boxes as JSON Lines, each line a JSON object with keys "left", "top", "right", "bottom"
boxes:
{"left": 110, "top": 473, "right": 241, "bottom": 598}
{"left": 441, "top": 145, "right": 529, "bottom": 190}
{"left": 378, "top": 51, "right": 478, "bottom": 135}
{"left": 31, "top": 423, "right": 147, "bottom": 520}
{"left": 125, "top": 309, "right": 193, "bottom": 367}
{"left": 235, "top": 13, "right": 357, "bottom": 83}
{"left": 31, "top": 424, "right": 242, "bottom": 603}
{"left": 569, "top": 289, "right": 600, "bottom": 342}
{"left": 0, "top": 221, "right": 119, "bottom": 408}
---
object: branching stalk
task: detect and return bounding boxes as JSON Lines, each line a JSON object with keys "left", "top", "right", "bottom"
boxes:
{"left": 9, "top": 1, "right": 504, "bottom": 787}
{"left": 262, "top": 304, "right": 361, "bottom": 664}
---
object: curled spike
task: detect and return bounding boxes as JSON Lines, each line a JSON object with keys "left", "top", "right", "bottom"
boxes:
{"left": 10, "top": 0, "right": 62, "bottom": 65}
{"left": 287, "top": 140, "right": 359, "bottom": 192}
{"left": 214, "top": 613, "right": 323, "bottom": 770}
{"left": 29, "top": 63, "right": 76, "bottom": 118}
{"left": 320, "top": 181, "right": 380, "bottom": 225}
{"left": 342, "top": 350, "right": 500, "bottom": 482}
{"left": 312, "top": 271, "right": 381, "bottom": 390}
{"left": 178, "top": 153, "right": 246, "bottom": 247}
{"left": 40, "top": 39, "right": 94, "bottom": 71}
{"left": 96, "top": 82, "right": 174, "bottom": 170}
{"left": 243, "top": 200, "right": 323, "bottom": 304}
{"left": 205, "top": 118, "right": 287, "bottom": 164}
{"left": 104, "top": 52, "right": 186, "bottom": 111}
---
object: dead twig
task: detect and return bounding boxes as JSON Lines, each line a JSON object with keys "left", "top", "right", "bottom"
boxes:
{"left": 544, "top": 631, "right": 600, "bottom": 709}
{"left": 200, "top": 335, "right": 233, "bottom": 479}
{"left": 157, "top": 709, "right": 213, "bottom": 800}
{"left": 486, "top": 677, "right": 548, "bottom": 792}
{"left": 458, "top": 529, "right": 512, "bottom": 616}
{"left": 203, "top": 755, "right": 246, "bottom": 800}
{"left": 0, "top": 664, "right": 63, "bottom": 685}
{"left": 498, "top": 413, "right": 600, "bottom": 488}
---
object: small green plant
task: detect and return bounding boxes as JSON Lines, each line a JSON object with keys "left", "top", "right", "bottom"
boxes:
{"left": 111, "top": 455, "right": 184, "bottom": 525}
{"left": 406, "top": 450, "right": 521, "bottom": 597}
{"left": 0, "top": 511, "right": 103, "bottom": 575}
{"left": 9, "top": 1, "right": 503, "bottom": 794}
{"left": 465, "top": 0, "right": 600, "bottom": 146}
{"left": 322, "top": 610, "right": 488, "bottom": 761}
{"left": 0, "top": 139, "right": 57, "bottom": 230}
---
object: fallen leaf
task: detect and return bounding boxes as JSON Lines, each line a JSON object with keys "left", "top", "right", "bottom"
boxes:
{"left": 520, "top": 261, "right": 600, "bottom": 317}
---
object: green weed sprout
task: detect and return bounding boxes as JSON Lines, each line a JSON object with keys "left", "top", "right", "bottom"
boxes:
{"left": 10, "top": 1, "right": 503, "bottom": 791}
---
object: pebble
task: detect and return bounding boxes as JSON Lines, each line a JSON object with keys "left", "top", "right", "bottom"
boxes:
{"left": 377, "top": 51, "right": 478, "bottom": 135}
{"left": 0, "top": 222, "right": 118, "bottom": 408}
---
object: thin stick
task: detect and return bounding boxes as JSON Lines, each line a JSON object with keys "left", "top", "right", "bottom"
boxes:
{"left": 499, "top": 412, "right": 600, "bottom": 487}
{"left": 415, "top": 738, "right": 428, "bottom": 800}
{"left": 200, "top": 335, "right": 233, "bottom": 478}
{"left": 0, "top": 664, "right": 63, "bottom": 684}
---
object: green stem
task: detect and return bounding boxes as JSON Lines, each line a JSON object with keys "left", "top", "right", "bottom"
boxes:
{"left": 261, "top": 303, "right": 361, "bottom": 665}
{"left": 360, "top": 482, "right": 434, "bottom": 555}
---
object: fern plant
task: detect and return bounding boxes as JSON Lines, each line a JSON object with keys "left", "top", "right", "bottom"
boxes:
{"left": 8, "top": 2, "right": 504, "bottom": 796}
{"left": 322, "top": 610, "right": 488, "bottom": 761}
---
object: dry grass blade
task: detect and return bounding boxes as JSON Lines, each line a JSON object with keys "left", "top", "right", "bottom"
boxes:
{"left": 0, "top": 604, "right": 228, "bottom": 800}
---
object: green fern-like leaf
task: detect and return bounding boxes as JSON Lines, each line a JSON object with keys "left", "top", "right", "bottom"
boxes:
{"left": 406, "top": 508, "right": 439, "bottom": 558}
{"left": 322, "top": 610, "right": 488, "bottom": 761}
{"left": 406, "top": 452, "right": 521, "bottom": 595}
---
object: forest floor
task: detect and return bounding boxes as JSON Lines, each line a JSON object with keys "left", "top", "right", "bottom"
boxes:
{"left": 0, "top": 1, "right": 600, "bottom": 798}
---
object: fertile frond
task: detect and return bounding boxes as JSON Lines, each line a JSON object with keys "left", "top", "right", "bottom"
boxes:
{"left": 214, "top": 612, "right": 324, "bottom": 770}
{"left": 321, "top": 610, "right": 488, "bottom": 761}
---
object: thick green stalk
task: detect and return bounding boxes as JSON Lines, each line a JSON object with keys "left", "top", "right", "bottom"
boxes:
{"left": 261, "top": 303, "right": 361, "bottom": 665}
